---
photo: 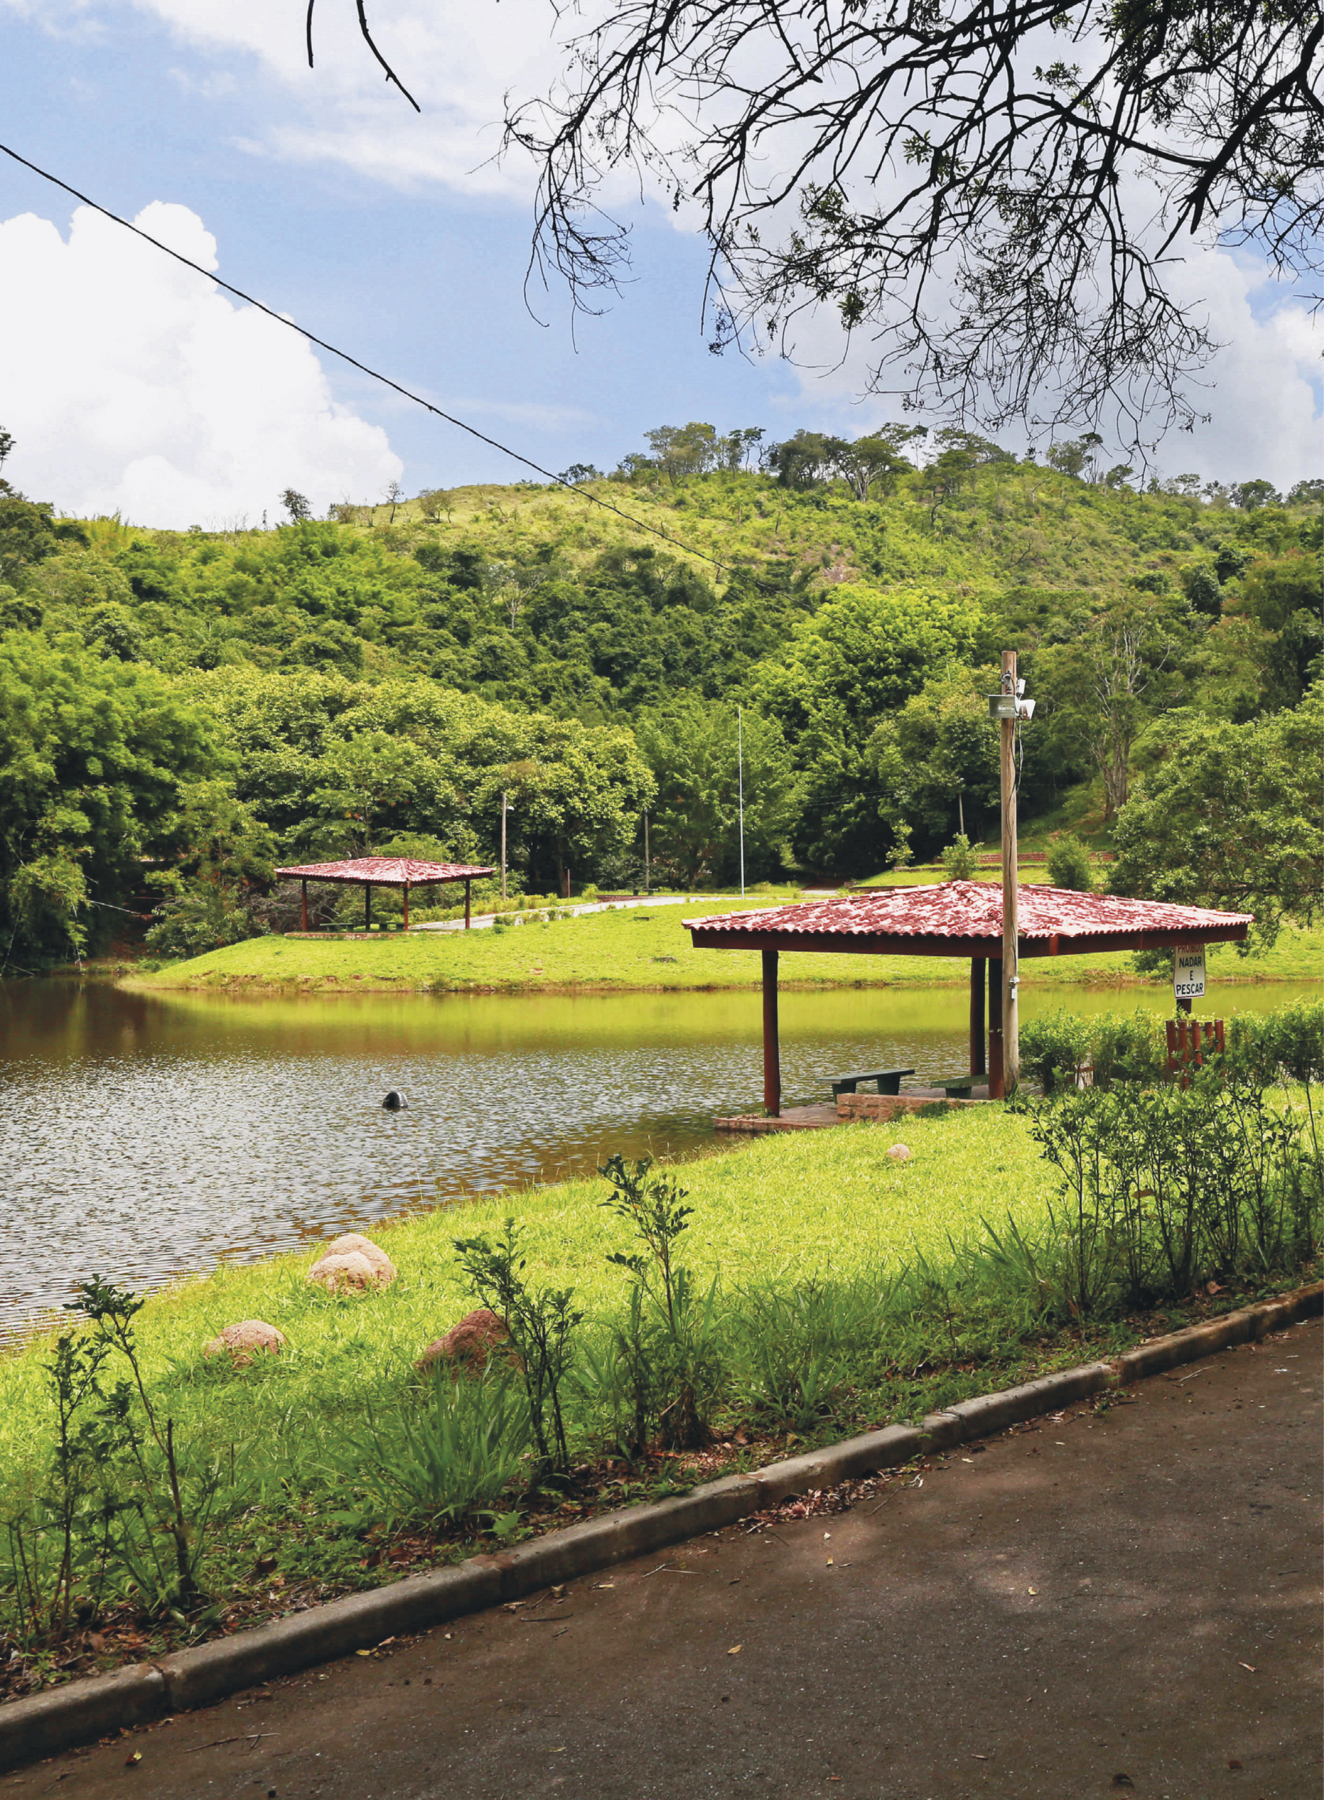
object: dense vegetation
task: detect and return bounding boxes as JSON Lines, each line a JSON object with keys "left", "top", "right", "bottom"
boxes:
{"left": 0, "top": 426, "right": 1319, "bottom": 964}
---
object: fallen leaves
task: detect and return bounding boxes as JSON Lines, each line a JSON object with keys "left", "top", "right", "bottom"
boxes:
{"left": 727, "top": 1644, "right": 743, "bottom": 1656}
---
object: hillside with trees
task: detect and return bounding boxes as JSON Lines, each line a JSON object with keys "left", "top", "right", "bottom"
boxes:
{"left": 0, "top": 423, "right": 1319, "bottom": 965}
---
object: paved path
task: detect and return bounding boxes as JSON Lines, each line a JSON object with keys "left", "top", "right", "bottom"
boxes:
{"left": 13, "top": 1318, "right": 1320, "bottom": 1799}
{"left": 412, "top": 895, "right": 747, "bottom": 933}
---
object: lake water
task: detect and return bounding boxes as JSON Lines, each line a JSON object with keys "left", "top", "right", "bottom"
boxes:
{"left": 1, "top": 976, "right": 1314, "bottom": 1337}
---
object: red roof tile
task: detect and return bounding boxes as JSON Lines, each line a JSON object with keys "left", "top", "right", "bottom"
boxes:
{"left": 276, "top": 858, "right": 496, "bottom": 885}
{"left": 685, "top": 881, "right": 1252, "bottom": 947}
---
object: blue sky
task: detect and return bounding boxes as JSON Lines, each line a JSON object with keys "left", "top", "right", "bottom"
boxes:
{"left": 0, "top": 0, "right": 1318, "bottom": 527}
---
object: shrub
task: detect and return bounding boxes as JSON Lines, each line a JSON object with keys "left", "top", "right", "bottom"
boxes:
{"left": 1028, "top": 1073, "right": 1321, "bottom": 1313}
{"left": 941, "top": 833, "right": 978, "bottom": 880}
{"left": 1045, "top": 833, "right": 1094, "bottom": 892}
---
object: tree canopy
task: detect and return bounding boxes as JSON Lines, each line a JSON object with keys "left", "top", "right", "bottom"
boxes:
{"left": 500, "top": 0, "right": 1323, "bottom": 443}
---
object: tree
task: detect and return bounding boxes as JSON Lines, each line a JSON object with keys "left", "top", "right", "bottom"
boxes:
{"left": 643, "top": 423, "right": 720, "bottom": 484}
{"left": 1036, "top": 596, "right": 1189, "bottom": 820}
{"left": 281, "top": 488, "right": 312, "bottom": 524}
{"left": 497, "top": 0, "right": 1324, "bottom": 442}
{"left": 867, "top": 664, "right": 1004, "bottom": 856}
{"left": 1048, "top": 434, "right": 1104, "bottom": 481}
{"left": 756, "top": 584, "right": 982, "bottom": 873}
{"left": 831, "top": 428, "right": 927, "bottom": 501}
{"left": 636, "top": 699, "right": 800, "bottom": 886}
{"left": 1233, "top": 479, "right": 1282, "bottom": 511}
{"left": 0, "top": 633, "right": 213, "bottom": 961}
{"left": 765, "top": 430, "right": 836, "bottom": 491}
{"left": 1112, "top": 686, "right": 1324, "bottom": 948}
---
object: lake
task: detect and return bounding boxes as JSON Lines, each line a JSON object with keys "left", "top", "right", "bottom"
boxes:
{"left": 1, "top": 976, "right": 1314, "bottom": 1337}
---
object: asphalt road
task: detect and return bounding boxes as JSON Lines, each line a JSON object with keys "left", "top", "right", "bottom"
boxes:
{"left": 7, "top": 1316, "right": 1319, "bottom": 1800}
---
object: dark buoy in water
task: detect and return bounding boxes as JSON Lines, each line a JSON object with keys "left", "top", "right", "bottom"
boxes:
{"left": 382, "top": 1090, "right": 408, "bottom": 1111}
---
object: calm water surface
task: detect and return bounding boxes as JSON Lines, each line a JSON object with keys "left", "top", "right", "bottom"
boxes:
{"left": 0, "top": 977, "right": 1313, "bottom": 1335}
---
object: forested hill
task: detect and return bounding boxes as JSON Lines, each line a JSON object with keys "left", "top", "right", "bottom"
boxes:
{"left": 0, "top": 441, "right": 1319, "bottom": 964}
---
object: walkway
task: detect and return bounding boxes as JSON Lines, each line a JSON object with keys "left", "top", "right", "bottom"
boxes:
{"left": 29, "top": 1317, "right": 1321, "bottom": 1798}
{"left": 411, "top": 894, "right": 746, "bottom": 934}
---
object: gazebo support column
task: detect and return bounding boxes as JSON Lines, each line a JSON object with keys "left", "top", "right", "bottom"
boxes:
{"left": 365, "top": 884, "right": 371, "bottom": 931}
{"left": 403, "top": 882, "right": 409, "bottom": 930}
{"left": 969, "top": 958, "right": 986, "bottom": 1078}
{"left": 762, "top": 950, "right": 781, "bottom": 1117}
{"left": 988, "top": 957, "right": 1005, "bottom": 1098}
{"left": 464, "top": 879, "right": 472, "bottom": 930}
{"left": 300, "top": 879, "right": 308, "bottom": 933}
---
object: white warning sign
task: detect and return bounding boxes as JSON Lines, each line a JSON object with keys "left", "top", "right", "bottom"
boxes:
{"left": 1173, "top": 947, "right": 1206, "bottom": 1001}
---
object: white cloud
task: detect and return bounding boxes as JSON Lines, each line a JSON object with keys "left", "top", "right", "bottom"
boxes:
{"left": 0, "top": 201, "right": 402, "bottom": 528}
{"left": 1159, "top": 254, "right": 1322, "bottom": 491}
{"left": 131, "top": 0, "right": 560, "bottom": 195}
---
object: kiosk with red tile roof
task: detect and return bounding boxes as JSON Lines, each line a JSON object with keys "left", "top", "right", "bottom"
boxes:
{"left": 275, "top": 857, "right": 497, "bottom": 932}
{"left": 685, "top": 882, "right": 1253, "bottom": 1111}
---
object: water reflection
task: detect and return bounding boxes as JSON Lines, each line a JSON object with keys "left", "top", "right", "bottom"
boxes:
{"left": 0, "top": 977, "right": 1313, "bottom": 1336}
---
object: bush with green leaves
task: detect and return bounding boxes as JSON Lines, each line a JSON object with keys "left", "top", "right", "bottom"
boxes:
{"left": 1026, "top": 1073, "right": 1321, "bottom": 1316}
{"left": 1045, "top": 833, "right": 1094, "bottom": 892}
{"left": 1020, "top": 1008, "right": 1166, "bottom": 1093}
{"left": 941, "top": 833, "right": 978, "bottom": 880}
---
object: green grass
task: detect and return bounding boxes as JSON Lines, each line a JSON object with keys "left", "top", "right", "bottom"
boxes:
{"left": 0, "top": 1106, "right": 1050, "bottom": 1428}
{"left": 1, "top": 1092, "right": 1316, "bottom": 1695}
{"left": 128, "top": 897, "right": 1323, "bottom": 994}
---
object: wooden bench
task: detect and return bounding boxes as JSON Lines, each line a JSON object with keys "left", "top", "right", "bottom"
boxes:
{"left": 831, "top": 1067, "right": 915, "bottom": 1099}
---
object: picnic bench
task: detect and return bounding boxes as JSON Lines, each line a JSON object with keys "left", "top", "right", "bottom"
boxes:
{"left": 934, "top": 1075, "right": 976, "bottom": 1098}
{"left": 831, "top": 1067, "right": 914, "bottom": 1099}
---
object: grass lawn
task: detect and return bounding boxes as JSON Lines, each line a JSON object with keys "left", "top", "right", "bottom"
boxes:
{"left": 0, "top": 1107, "right": 1051, "bottom": 1439}
{"left": 128, "top": 897, "right": 1323, "bottom": 995}
{"left": 1, "top": 1096, "right": 1315, "bottom": 1697}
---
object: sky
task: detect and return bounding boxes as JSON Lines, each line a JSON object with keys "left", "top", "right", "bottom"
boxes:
{"left": 0, "top": 0, "right": 1318, "bottom": 530}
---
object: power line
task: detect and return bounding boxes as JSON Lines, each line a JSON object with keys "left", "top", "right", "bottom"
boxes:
{"left": 0, "top": 140, "right": 753, "bottom": 582}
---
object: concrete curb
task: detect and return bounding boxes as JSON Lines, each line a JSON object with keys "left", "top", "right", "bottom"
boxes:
{"left": 3, "top": 1278, "right": 1318, "bottom": 1771}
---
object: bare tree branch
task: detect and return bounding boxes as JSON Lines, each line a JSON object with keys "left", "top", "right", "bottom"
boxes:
{"left": 306, "top": 0, "right": 420, "bottom": 111}
{"left": 483, "top": 0, "right": 1323, "bottom": 444}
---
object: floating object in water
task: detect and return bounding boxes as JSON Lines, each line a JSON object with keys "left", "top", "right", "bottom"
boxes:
{"left": 382, "top": 1090, "right": 408, "bottom": 1110}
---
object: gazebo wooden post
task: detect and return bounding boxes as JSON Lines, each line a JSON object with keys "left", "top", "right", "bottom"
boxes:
{"left": 762, "top": 950, "right": 781, "bottom": 1117}
{"left": 365, "top": 883, "right": 371, "bottom": 931}
{"left": 403, "top": 882, "right": 410, "bottom": 930}
{"left": 969, "top": 957, "right": 986, "bottom": 1078}
{"left": 988, "top": 957, "right": 1005, "bottom": 1097}
{"left": 300, "top": 879, "right": 308, "bottom": 933}
{"left": 464, "top": 878, "right": 472, "bottom": 930}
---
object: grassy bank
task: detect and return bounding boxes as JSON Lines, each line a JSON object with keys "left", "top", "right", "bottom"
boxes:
{"left": 127, "top": 900, "right": 1324, "bottom": 995}
{"left": 1, "top": 1074, "right": 1317, "bottom": 1700}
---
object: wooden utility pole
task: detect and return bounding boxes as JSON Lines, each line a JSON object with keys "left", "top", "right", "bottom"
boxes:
{"left": 500, "top": 792, "right": 508, "bottom": 902}
{"left": 999, "top": 649, "right": 1020, "bottom": 1096}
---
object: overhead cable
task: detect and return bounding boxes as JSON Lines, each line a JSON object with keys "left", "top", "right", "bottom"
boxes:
{"left": 0, "top": 140, "right": 754, "bottom": 582}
